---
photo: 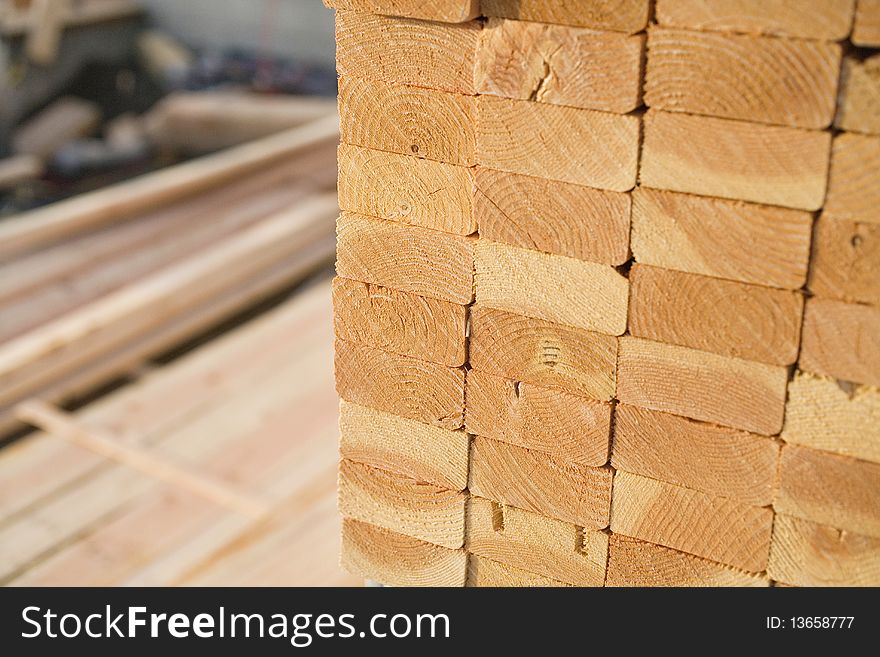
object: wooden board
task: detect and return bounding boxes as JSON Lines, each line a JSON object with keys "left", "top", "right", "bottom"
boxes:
{"left": 606, "top": 534, "right": 769, "bottom": 587}
{"left": 481, "top": 0, "right": 651, "bottom": 33}
{"left": 628, "top": 264, "right": 804, "bottom": 365}
{"left": 475, "top": 240, "right": 629, "bottom": 336}
{"left": 781, "top": 371, "right": 880, "bottom": 465}
{"left": 823, "top": 133, "right": 880, "bottom": 224}
{"left": 467, "top": 554, "right": 567, "bottom": 587}
{"left": 610, "top": 470, "right": 774, "bottom": 572}
{"left": 335, "top": 212, "right": 475, "bottom": 304}
{"left": 469, "top": 305, "right": 618, "bottom": 401}
{"left": 808, "top": 215, "right": 880, "bottom": 306}
{"left": 335, "top": 10, "right": 480, "bottom": 95}
{"left": 853, "top": 0, "right": 880, "bottom": 46}
{"left": 324, "top": 0, "right": 479, "bottom": 22}
{"left": 465, "top": 496, "right": 607, "bottom": 586}
{"left": 640, "top": 110, "right": 831, "bottom": 211}
{"left": 612, "top": 404, "right": 779, "bottom": 506}
{"left": 630, "top": 188, "right": 812, "bottom": 290}
{"left": 465, "top": 370, "right": 611, "bottom": 467}
{"left": 338, "top": 77, "right": 476, "bottom": 165}
{"left": 800, "top": 298, "right": 880, "bottom": 387}
{"left": 645, "top": 28, "right": 840, "bottom": 129}
{"left": 475, "top": 168, "right": 631, "bottom": 265}
{"left": 339, "top": 400, "right": 470, "bottom": 490}
{"left": 835, "top": 55, "right": 880, "bottom": 135}
{"left": 616, "top": 336, "right": 788, "bottom": 435}
{"left": 775, "top": 444, "right": 880, "bottom": 538}
{"left": 476, "top": 18, "right": 644, "bottom": 114}
{"left": 334, "top": 339, "right": 465, "bottom": 430}
{"left": 469, "top": 437, "right": 613, "bottom": 529}
{"left": 768, "top": 514, "right": 880, "bottom": 587}
{"left": 477, "top": 96, "right": 639, "bottom": 191}
{"left": 12, "top": 96, "right": 101, "bottom": 158}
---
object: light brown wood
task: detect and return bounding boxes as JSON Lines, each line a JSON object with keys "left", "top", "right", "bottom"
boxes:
{"left": 612, "top": 404, "right": 779, "bottom": 506}
{"left": 645, "top": 28, "right": 840, "bottom": 129}
{"left": 467, "top": 554, "right": 567, "bottom": 587}
{"left": 469, "top": 436, "right": 613, "bottom": 529}
{"left": 332, "top": 277, "right": 467, "bottom": 367}
{"left": 324, "top": 0, "right": 479, "bottom": 22}
{"left": 775, "top": 444, "right": 880, "bottom": 538}
{"left": 631, "top": 188, "right": 812, "bottom": 290}
{"left": 610, "top": 470, "right": 774, "bottom": 572}
{"left": 800, "top": 298, "right": 880, "bottom": 387}
{"left": 823, "top": 133, "right": 880, "bottom": 224}
{"left": 335, "top": 10, "right": 480, "bottom": 95}
{"left": 477, "top": 96, "right": 639, "bottom": 191}
{"left": 469, "top": 305, "right": 618, "bottom": 401}
{"left": 338, "top": 77, "right": 476, "bottom": 166}
{"left": 1, "top": 0, "right": 141, "bottom": 35}
{"left": 335, "top": 212, "right": 475, "bottom": 304}
{"left": 339, "top": 400, "right": 470, "bottom": 491}
{"left": 640, "top": 110, "right": 831, "bottom": 211}
{"left": 782, "top": 371, "right": 880, "bottom": 465}
{"left": 481, "top": 0, "right": 650, "bottom": 33}
{"left": 768, "top": 514, "right": 880, "bottom": 587}
{"left": 475, "top": 168, "right": 631, "bottom": 265}
{"left": 616, "top": 336, "right": 788, "bottom": 435}
{"left": 25, "top": 0, "right": 67, "bottom": 65}
{"left": 475, "top": 240, "right": 629, "bottom": 336}
{"left": 476, "top": 18, "right": 644, "bottom": 114}
{"left": 809, "top": 215, "right": 880, "bottom": 306}
{"left": 465, "top": 495, "right": 607, "bottom": 586}
{"left": 12, "top": 95, "right": 100, "bottom": 158}
{"left": 853, "top": 0, "right": 880, "bottom": 46}
{"left": 341, "top": 518, "right": 467, "bottom": 586}
{"left": 606, "top": 534, "right": 769, "bottom": 587}
{"left": 655, "top": 0, "right": 856, "bottom": 41}
{"left": 835, "top": 55, "right": 880, "bottom": 135}
{"left": 465, "top": 370, "right": 611, "bottom": 467}
{"left": 0, "top": 154, "right": 43, "bottom": 190}
{"left": 628, "top": 264, "right": 804, "bottom": 365}
{"left": 337, "top": 144, "right": 475, "bottom": 236}
{"left": 338, "top": 459, "right": 466, "bottom": 549}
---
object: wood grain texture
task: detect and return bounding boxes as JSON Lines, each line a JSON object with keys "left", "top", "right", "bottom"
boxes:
{"left": 606, "top": 534, "right": 769, "bottom": 587}
{"left": 808, "top": 215, "right": 880, "bottom": 306}
{"left": 335, "top": 10, "right": 480, "bottom": 94}
{"left": 339, "top": 400, "right": 470, "bottom": 490}
{"left": 768, "top": 514, "right": 880, "bottom": 587}
{"left": 465, "top": 369, "right": 612, "bottom": 467}
{"left": 640, "top": 110, "right": 831, "bottom": 211}
{"left": 475, "top": 240, "right": 629, "bottom": 336}
{"left": 631, "top": 188, "right": 812, "bottom": 290}
{"left": 324, "top": 0, "right": 479, "bottom": 22}
{"left": 610, "top": 470, "right": 774, "bottom": 572}
{"left": 853, "top": 0, "right": 880, "bottom": 46}
{"left": 612, "top": 404, "right": 780, "bottom": 506}
{"left": 469, "top": 436, "right": 613, "bottom": 529}
{"left": 835, "top": 55, "right": 880, "bottom": 135}
{"left": 477, "top": 95, "right": 639, "bottom": 191}
{"left": 467, "top": 554, "right": 567, "bottom": 587}
{"left": 481, "top": 0, "right": 651, "bottom": 33}
{"left": 616, "top": 336, "right": 788, "bottom": 435}
{"left": 336, "top": 212, "right": 474, "bottom": 304}
{"left": 341, "top": 518, "right": 467, "bottom": 586}
{"left": 475, "top": 168, "right": 631, "bottom": 265}
{"left": 645, "top": 28, "right": 840, "bottom": 129}
{"left": 800, "top": 298, "right": 880, "bottom": 387}
{"left": 334, "top": 339, "right": 465, "bottom": 430}
{"left": 476, "top": 18, "right": 644, "bottom": 113}
{"left": 337, "top": 145, "right": 475, "bottom": 235}
{"left": 775, "top": 444, "right": 880, "bottom": 538}
{"left": 781, "top": 371, "right": 880, "bottom": 465}
{"left": 823, "top": 133, "right": 880, "bottom": 224}
{"left": 332, "top": 277, "right": 467, "bottom": 367}
{"left": 469, "top": 305, "right": 618, "bottom": 401}
{"left": 655, "top": 0, "right": 856, "bottom": 41}
{"left": 338, "top": 459, "right": 466, "bottom": 549}
{"left": 465, "top": 495, "right": 608, "bottom": 586}
{"left": 628, "top": 264, "right": 804, "bottom": 365}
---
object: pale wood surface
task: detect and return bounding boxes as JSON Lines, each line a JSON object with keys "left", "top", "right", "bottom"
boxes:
{"left": 823, "top": 133, "right": 880, "bottom": 224}
{"left": 853, "top": 0, "right": 880, "bottom": 46}
{"left": 809, "top": 215, "right": 880, "bottom": 306}
{"left": 465, "top": 370, "right": 612, "bottom": 467}
{"left": 616, "top": 336, "right": 788, "bottom": 435}
{"left": 12, "top": 95, "right": 100, "bottom": 158}
{"left": 481, "top": 0, "right": 651, "bottom": 33}
{"left": 475, "top": 168, "right": 631, "bottom": 265}
{"left": 324, "top": 0, "right": 479, "bottom": 22}
{"left": 469, "top": 436, "right": 613, "bottom": 529}
{"left": 836, "top": 55, "right": 880, "bottom": 135}
{"left": 800, "top": 298, "right": 880, "bottom": 387}
{"left": 0, "top": 154, "right": 43, "bottom": 190}
{"left": 610, "top": 470, "right": 774, "bottom": 572}
{"left": 640, "top": 110, "right": 831, "bottom": 211}
{"left": 469, "top": 305, "right": 618, "bottom": 401}
{"left": 475, "top": 240, "right": 630, "bottom": 336}
{"left": 467, "top": 554, "right": 567, "bottom": 587}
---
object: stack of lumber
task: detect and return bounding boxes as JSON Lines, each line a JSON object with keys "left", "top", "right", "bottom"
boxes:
{"left": 328, "top": 0, "right": 880, "bottom": 587}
